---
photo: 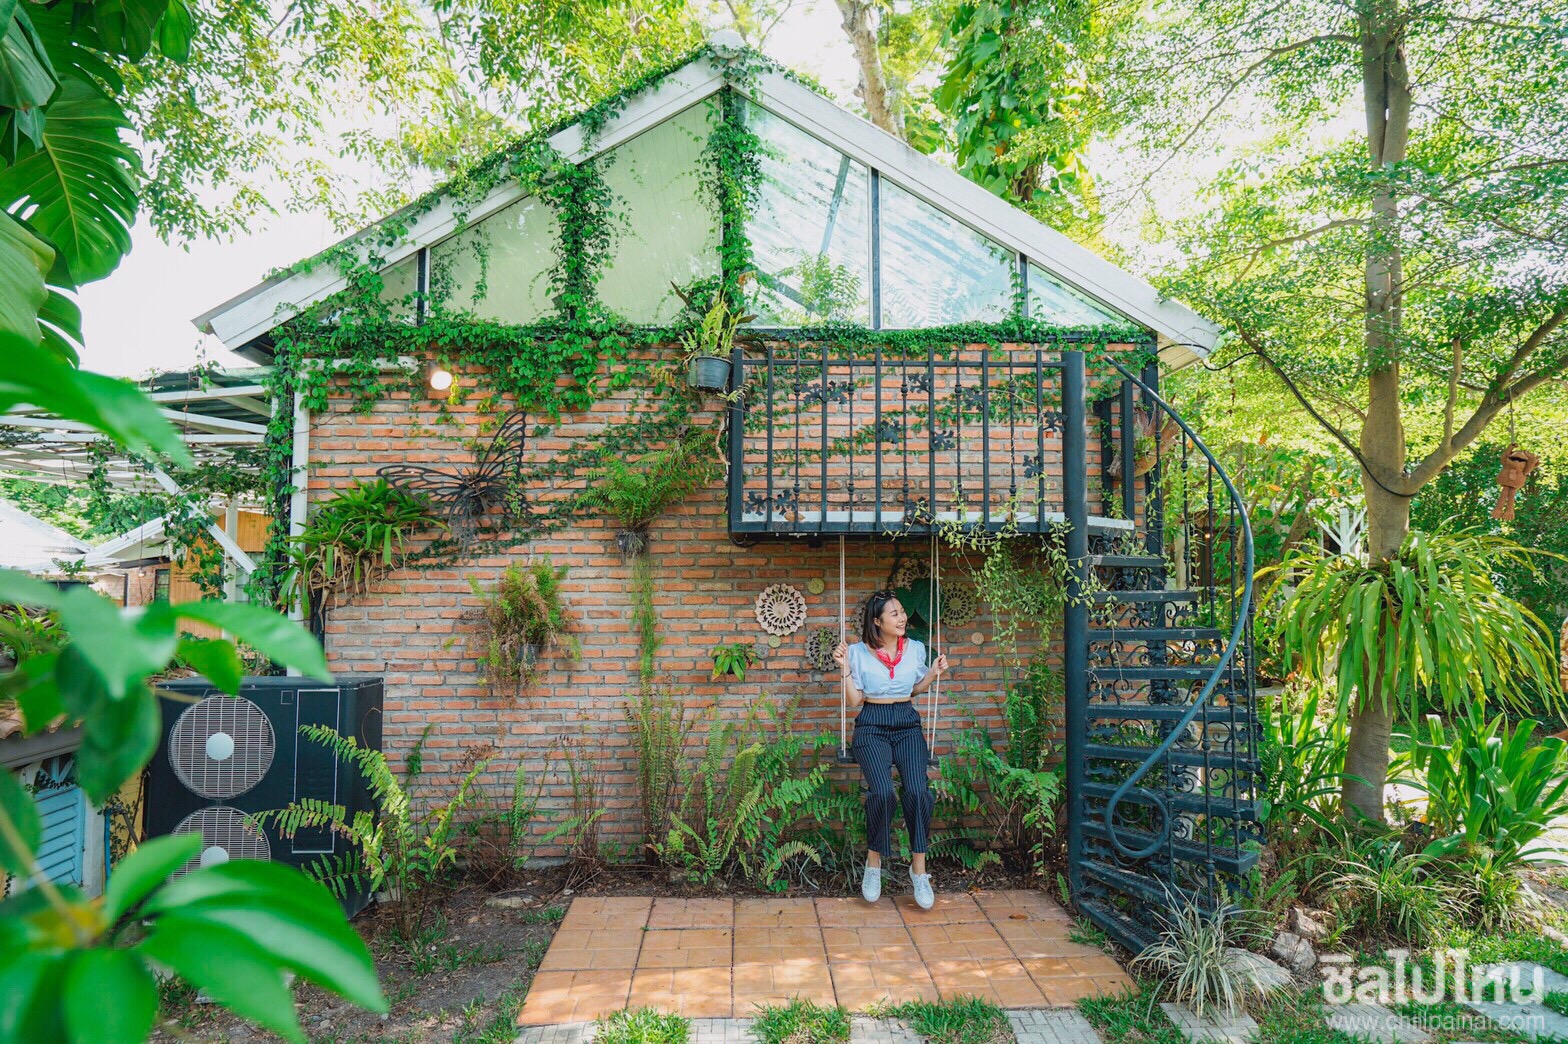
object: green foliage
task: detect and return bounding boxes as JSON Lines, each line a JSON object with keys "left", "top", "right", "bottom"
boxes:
{"left": 257, "top": 723, "right": 490, "bottom": 943}
{"left": 677, "top": 291, "right": 743, "bottom": 361}
{"left": 931, "top": 717, "right": 1062, "bottom": 879}
{"left": 580, "top": 430, "right": 719, "bottom": 533}
{"left": 0, "top": 605, "right": 62, "bottom": 665}
{"left": 708, "top": 641, "right": 758, "bottom": 682}
{"left": 876, "top": 997, "right": 1010, "bottom": 1044}
{"left": 1133, "top": 902, "right": 1260, "bottom": 1019}
{"left": 1256, "top": 684, "right": 1354, "bottom": 854}
{"left": 1410, "top": 711, "right": 1568, "bottom": 876}
{"left": 287, "top": 478, "right": 443, "bottom": 618}
{"left": 624, "top": 688, "right": 697, "bottom": 854}
{"left": 594, "top": 1007, "right": 690, "bottom": 1044}
{"left": 1265, "top": 530, "right": 1564, "bottom": 721}
{"left": 1318, "top": 836, "right": 1452, "bottom": 944}
{"left": 537, "top": 735, "right": 606, "bottom": 867}
{"left": 466, "top": 559, "right": 579, "bottom": 698}
{"left": 750, "top": 999, "right": 850, "bottom": 1044}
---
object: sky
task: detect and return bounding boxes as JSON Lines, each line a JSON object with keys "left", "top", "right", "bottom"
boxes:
{"left": 76, "top": 1, "right": 862, "bottom": 378}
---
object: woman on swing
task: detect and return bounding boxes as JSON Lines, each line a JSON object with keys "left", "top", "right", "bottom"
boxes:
{"left": 834, "top": 590, "right": 950, "bottom": 908}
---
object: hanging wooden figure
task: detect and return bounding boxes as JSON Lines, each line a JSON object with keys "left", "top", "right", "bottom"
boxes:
{"left": 1490, "top": 444, "right": 1540, "bottom": 521}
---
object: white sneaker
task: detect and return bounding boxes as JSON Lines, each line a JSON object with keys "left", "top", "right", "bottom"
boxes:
{"left": 861, "top": 864, "right": 882, "bottom": 903}
{"left": 911, "top": 873, "right": 935, "bottom": 910}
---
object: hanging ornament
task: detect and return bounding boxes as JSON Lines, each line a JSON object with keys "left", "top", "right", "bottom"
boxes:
{"left": 807, "top": 577, "right": 826, "bottom": 595}
{"left": 755, "top": 584, "right": 807, "bottom": 636}
{"left": 893, "top": 555, "right": 931, "bottom": 588}
{"left": 942, "top": 584, "right": 980, "bottom": 627}
{"left": 767, "top": 634, "right": 782, "bottom": 649}
{"left": 1491, "top": 444, "right": 1540, "bottom": 521}
{"left": 805, "top": 627, "right": 839, "bottom": 672}
{"left": 970, "top": 631, "right": 986, "bottom": 646}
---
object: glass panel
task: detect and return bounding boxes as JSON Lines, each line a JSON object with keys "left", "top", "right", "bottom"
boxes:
{"left": 745, "top": 102, "right": 871, "bottom": 326}
{"left": 1027, "top": 262, "right": 1123, "bottom": 326}
{"left": 878, "top": 179, "right": 1014, "bottom": 328}
{"left": 377, "top": 255, "right": 418, "bottom": 318}
{"left": 599, "top": 101, "right": 719, "bottom": 324}
{"left": 428, "top": 196, "right": 559, "bottom": 324}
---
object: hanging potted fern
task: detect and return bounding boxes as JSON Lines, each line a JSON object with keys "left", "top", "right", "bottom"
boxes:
{"left": 680, "top": 293, "right": 744, "bottom": 392}
{"left": 582, "top": 431, "right": 719, "bottom": 557}
{"left": 467, "top": 559, "right": 579, "bottom": 698}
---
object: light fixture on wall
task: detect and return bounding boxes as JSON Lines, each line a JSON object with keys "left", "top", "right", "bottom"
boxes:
{"left": 424, "top": 361, "right": 454, "bottom": 396}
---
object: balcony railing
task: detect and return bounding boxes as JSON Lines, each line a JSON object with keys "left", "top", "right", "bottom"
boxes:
{"left": 726, "top": 344, "right": 1130, "bottom": 538}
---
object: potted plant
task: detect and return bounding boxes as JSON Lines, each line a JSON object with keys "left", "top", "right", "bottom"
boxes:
{"left": 581, "top": 431, "right": 719, "bottom": 557}
{"left": 467, "top": 559, "right": 580, "bottom": 698}
{"left": 709, "top": 641, "right": 760, "bottom": 681}
{"left": 680, "top": 293, "right": 744, "bottom": 392}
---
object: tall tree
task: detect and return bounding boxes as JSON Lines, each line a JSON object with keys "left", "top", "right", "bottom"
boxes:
{"left": 1079, "top": 0, "right": 1568, "bottom": 820}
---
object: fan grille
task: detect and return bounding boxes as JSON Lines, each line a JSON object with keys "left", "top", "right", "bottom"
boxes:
{"left": 169, "top": 695, "right": 275, "bottom": 798}
{"left": 171, "top": 806, "right": 271, "bottom": 876}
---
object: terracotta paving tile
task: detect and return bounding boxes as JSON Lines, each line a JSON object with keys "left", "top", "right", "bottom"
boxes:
{"left": 733, "top": 944, "right": 827, "bottom": 964}
{"left": 735, "top": 898, "right": 819, "bottom": 928}
{"left": 733, "top": 960, "right": 837, "bottom": 1010}
{"left": 927, "top": 958, "right": 1048, "bottom": 1006}
{"left": 647, "top": 898, "right": 735, "bottom": 929}
{"left": 814, "top": 897, "right": 904, "bottom": 927}
{"left": 1037, "top": 974, "right": 1130, "bottom": 1006}
{"left": 973, "top": 889, "right": 1072, "bottom": 919}
{"left": 893, "top": 892, "right": 985, "bottom": 924}
{"left": 559, "top": 897, "right": 653, "bottom": 933}
{"left": 1020, "top": 956, "right": 1076, "bottom": 978}
{"left": 830, "top": 961, "right": 940, "bottom": 1008}
{"left": 635, "top": 927, "right": 733, "bottom": 969}
{"left": 823, "top": 925, "right": 920, "bottom": 963}
{"left": 537, "top": 938, "right": 642, "bottom": 972}
{"left": 908, "top": 922, "right": 1014, "bottom": 960}
{"left": 515, "top": 969, "right": 633, "bottom": 1025}
{"left": 1068, "top": 955, "right": 1124, "bottom": 977}
{"left": 629, "top": 967, "right": 734, "bottom": 1018}
{"left": 734, "top": 925, "right": 823, "bottom": 950}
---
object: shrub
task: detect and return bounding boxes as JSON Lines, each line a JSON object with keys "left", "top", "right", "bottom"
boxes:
{"left": 467, "top": 559, "right": 579, "bottom": 698}
{"left": 931, "top": 721, "right": 1061, "bottom": 878}
{"left": 1134, "top": 900, "right": 1262, "bottom": 1018}
{"left": 287, "top": 478, "right": 441, "bottom": 618}
{"left": 1411, "top": 710, "right": 1568, "bottom": 876}
{"left": 1319, "top": 836, "right": 1451, "bottom": 944}
{"left": 258, "top": 724, "right": 490, "bottom": 943}
{"left": 1257, "top": 684, "right": 1355, "bottom": 852}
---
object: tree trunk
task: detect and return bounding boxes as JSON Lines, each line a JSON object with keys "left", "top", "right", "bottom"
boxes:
{"left": 1341, "top": 4, "right": 1412, "bottom": 824}
{"left": 835, "top": 0, "right": 904, "bottom": 139}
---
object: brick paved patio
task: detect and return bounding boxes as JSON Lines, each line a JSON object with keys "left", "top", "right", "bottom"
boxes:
{"left": 516, "top": 890, "right": 1135, "bottom": 1026}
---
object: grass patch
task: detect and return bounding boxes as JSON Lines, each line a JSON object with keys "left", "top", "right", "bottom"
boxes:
{"left": 750, "top": 999, "right": 850, "bottom": 1043}
{"left": 522, "top": 904, "right": 568, "bottom": 924}
{"left": 877, "top": 997, "right": 1010, "bottom": 1044}
{"left": 453, "top": 983, "right": 529, "bottom": 1044}
{"left": 411, "top": 939, "right": 513, "bottom": 977}
{"left": 1069, "top": 918, "right": 1110, "bottom": 949}
{"left": 595, "top": 1007, "right": 690, "bottom": 1044}
{"left": 1078, "top": 987, "right": 1185, "bottom": 1043}
{"left": 1546, "top": 991, "right": 1568, "bottom": 1017}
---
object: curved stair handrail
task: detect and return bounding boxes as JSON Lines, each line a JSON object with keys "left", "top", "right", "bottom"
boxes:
{"left": 1099, "top": 358, "right": 1255, "bottom": 861}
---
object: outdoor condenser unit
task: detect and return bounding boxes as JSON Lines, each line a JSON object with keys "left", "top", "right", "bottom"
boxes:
{"left": 144, "top": 675, "right": 384, "bottom": 917}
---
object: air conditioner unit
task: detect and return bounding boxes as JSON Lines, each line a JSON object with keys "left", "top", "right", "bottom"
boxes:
{"left": 144, "top": 676, "right": 384, "bottom": 917}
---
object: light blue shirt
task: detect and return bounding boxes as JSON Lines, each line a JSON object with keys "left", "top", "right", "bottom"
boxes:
{"left": 849, "top": 639, "right": 929, "bottom": 701}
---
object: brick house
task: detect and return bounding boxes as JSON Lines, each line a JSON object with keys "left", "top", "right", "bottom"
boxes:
{"left": 190, "top": 42, "right": 1255, "bottom": 950}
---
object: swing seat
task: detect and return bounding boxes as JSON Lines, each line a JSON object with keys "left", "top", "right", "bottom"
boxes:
{"left": 835, "top": 750, "right": 856, "bottom": 766}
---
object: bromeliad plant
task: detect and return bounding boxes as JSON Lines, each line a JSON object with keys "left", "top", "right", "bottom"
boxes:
{"left": 709, "top": 641, "right": 759, "bottom": 681}
{"left": 1265, "top": 530, "right": 1564, "bottom": 818}
{"left": 286, "top": 478, "right": 444, "bottom": 619}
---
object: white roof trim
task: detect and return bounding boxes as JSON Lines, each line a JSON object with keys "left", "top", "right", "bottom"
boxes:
{"left": 193, "top": 54, "right": 1219, "bottom": 363}
{"left": 85, "top": 515, "right": 170, "bottom": 565}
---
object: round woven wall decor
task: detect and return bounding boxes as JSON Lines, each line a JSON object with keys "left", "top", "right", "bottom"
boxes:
{"left": 942, "top": 584, "right": 979, "bottom": 628}
{"left": 892, "top": 556, "right": 931, "bottom": 588}
{"left": 756, "top": 584, "right": 807, "bottom": 636}
{"left": 807, "top": 577, "right": 826, "bottom": 595}
{"left": 805, "top": 627, "right": 839, "bottom": 672}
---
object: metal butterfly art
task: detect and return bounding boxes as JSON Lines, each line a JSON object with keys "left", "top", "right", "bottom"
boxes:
{"left": 377, "top": 410, "right": 530, "bottom": 547}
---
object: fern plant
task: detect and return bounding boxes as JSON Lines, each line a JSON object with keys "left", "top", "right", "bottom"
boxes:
{"left": 624, "top": 688, "right": 697, "bottom": 858}
{"left": 256, "top": 724, "right": 491, "bottom": 943}
{"left": 579, "top": 430, "right": 719, "bottom": 536}
{"left": 467, "top": 559, "right": 579, "bottom": 698}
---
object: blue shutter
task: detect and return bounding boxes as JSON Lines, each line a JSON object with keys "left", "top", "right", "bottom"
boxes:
{"left": 33, "top": 771, "right": 87, "bottom": 888}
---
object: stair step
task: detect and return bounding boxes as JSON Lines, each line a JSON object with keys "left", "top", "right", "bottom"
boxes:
{"left": 1083, "top": 702, "right": 1249, "bottom": 723}
{"left": 1090, "top": 589, "right": 1202, "bottom": 605}
{"left": 1088, "top": 553, "right": 1163, "bottom": 568}
{"left": 1089, "top": 626, "right": 1226, "bottom": 642}
{"left": 1089, "top": 665, "right": 1238, "bottom": 681}
{"left": 1078, "top": 859, "right": 1218, "bottom": 915}
{"left": 1074, "top": 896, "right": 1162, "bottom": 953}
{"left": 1082, "top": 744, "right": 1259, "bottom": 770}
{"left": 1081, "top": 781, "right": 1261, "bottom": 822}
{"left": 1080, "top": 819, "right": 1261, "bottom": 877}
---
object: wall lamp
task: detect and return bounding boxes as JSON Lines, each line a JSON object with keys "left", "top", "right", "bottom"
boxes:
{"left": 424, "top": 361, "right": 454, "bottom": 396}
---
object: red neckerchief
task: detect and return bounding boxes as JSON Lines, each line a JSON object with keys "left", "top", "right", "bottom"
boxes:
{"left": 872, "top": 636, "right": 906, "bottom": 679}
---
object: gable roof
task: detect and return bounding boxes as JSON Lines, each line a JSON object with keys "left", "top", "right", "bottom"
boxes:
{"left": 193, "top": 46, "right": 1221, "bottom": 367}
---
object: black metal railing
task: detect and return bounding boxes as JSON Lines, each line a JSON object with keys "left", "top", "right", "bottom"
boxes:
{"left": 727, "top": 344, "right": 1128, "bottom": 538}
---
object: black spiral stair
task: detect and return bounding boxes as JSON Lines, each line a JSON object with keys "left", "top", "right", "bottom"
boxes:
{"left": 1063, "top": 360, "right": 1262, "bottom": 954}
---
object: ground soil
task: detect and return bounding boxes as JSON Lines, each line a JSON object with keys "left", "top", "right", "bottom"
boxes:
{"left": 152, "top": 860, "right": 1052, "bottom": 1043}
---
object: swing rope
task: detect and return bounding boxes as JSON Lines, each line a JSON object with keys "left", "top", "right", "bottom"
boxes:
{"left": 926, "top": 529, "right": 940, "bottom": 750}
{"left": 838, "top": 534, "right": 849, "bottom": 761}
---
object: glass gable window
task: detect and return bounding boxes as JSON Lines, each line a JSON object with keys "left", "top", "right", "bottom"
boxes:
{"left": 599, "top": 101, "right": 720, "bottom": 324}
{"left": 428, "top": 196, "right": 559, "bottom": 324}
{"left": 879, "top": 179, "right": 1014, "bottom": 328}
{"left": 377, "top": 255, "right": 418, "bottom": 317}
{"left": 1027, "top": 262, "right": 1123, "bottom": 326}
{"left": 745, "top": 102, "right": 871, "bottom": 326}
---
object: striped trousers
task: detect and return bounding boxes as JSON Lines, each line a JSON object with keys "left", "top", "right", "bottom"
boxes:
{"left": 851, "top": 701, "right": 933, "bottom": 861}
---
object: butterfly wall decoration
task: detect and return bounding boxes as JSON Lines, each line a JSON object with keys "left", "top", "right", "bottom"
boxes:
{"left": 377, "top": 410, "right": 530, "bottom": 547}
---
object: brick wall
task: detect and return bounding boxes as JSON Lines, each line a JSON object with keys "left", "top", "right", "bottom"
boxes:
{"left": 308, "top": 344, "right": 1138, "bottom": 860}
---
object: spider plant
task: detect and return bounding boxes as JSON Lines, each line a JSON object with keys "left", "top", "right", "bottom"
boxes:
{"left": 1133, "top": 898, "right": 1262, "bottom": 1018}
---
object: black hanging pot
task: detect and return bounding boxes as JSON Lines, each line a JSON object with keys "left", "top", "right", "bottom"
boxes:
{"left": 687, "top": 355, "right": 731, "bottom": 392}
{"left": 617, "top": 528, "right": 649, "bottom": 557}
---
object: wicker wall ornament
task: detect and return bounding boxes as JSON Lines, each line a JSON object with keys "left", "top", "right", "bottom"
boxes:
{"left": 805, "top": 627, "right": 839, "bottom": 672}
{"left": 942, "top": 584, "right": 979, "bottom": 627}
{"left": 755, "top": 583, "right": 807, "bottom": 636}
{"left": 893, "top": 556, "right": 931, "bottom": 588}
